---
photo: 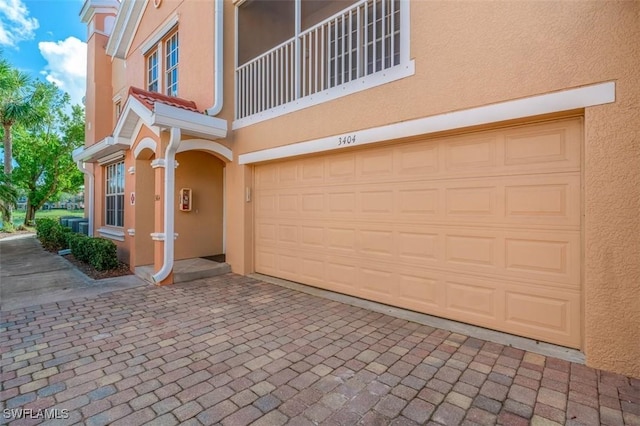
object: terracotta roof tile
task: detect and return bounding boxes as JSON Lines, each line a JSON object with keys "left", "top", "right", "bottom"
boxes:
{"left": 128, "top": 86, "right": 201, "bottom": 113}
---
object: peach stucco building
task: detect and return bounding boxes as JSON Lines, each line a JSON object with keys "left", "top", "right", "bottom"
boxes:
{"left": 74, "top": 0, "right": 639, "bottom": 378}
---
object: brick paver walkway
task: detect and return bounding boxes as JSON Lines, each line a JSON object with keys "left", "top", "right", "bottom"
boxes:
{"left": 1, "top": 274, "right": 639, "bottom": 425}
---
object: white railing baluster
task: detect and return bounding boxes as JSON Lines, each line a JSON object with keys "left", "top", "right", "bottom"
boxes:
{"left": 373, "top": 0, "right": 377, "bottom": 72}
{"left": 357, "top": 6, "right": 361, "bottom": 79}
{"left": 364, "top": 0, "right": 369, "bottom": 76}
{"left": 321, "top": 25, "right": 325, "bottom": 91}
{"left": 390, "top": 0, "right": 395, "bottom": 66}
{"left": 348, "top": 10, "right": 352, "bottom": 82}
{"left": 308, "top": 33, "right": 312, "bottom": 95}
{"left": 333, "top": 18, "right": 338, "bottom": 87}
{"left": 284, "top": 46, "right": 291, "bottom": 102}
{"left": 313, "top": 28, "right": 318, "bottom": 94}
{"left": 382, "top": 0, "right": 386, "bottom": 68}
{"left": 341, "top": 15, "right": 345, "bottom": 85}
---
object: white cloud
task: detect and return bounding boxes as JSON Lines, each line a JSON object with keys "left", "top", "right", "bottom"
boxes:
{"left": 0, "top": 0, "right": 38, "bottom": 47}
{"left": 39, "top": 37, "right": 87, "bottom": 106}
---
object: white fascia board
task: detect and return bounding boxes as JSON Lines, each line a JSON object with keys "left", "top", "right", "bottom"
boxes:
{"left": 73, "top": 138, "right": 110, "bottom": 162}
{"left": 122, "top": 0, "right": 149, "bottom": 58}
{"left": 72, "top": 137, "right": 129, "bottom": 163}
{"left": 105, "top": 0, "right": 147, "bottom": 59}
{"left": 233, "top": 62, "right": 416, "bottom": 130}
{"left": 140, "top": 14, "right": 179, "bottom": 54}
{"left": 105, "top": 0, "right": 132, "bottom": 56}
{"left": 113, "top": 97, "right": 154, "bottom": 139}
{"left": 238, "top": 81, "right": 615, "bottom": 165}
{"left": 152, "top": 103, "right": 228, "bottom": 139}
{"left": 80, "top": 0, "right": 119, "bottom": 23}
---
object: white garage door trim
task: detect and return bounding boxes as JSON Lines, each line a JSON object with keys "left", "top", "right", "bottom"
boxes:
{"left": 239, "top": 81, "right": 613, "bottom": 165}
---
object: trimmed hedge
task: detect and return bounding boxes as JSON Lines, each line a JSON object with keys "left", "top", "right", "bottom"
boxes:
{"left": 37, "top": 219, "right": 119, "bottom": 271}
{"left": 67, "top": 233, "right": 118, "bottom": 271}
{"left": 35, "top": 217, "right": 72, "bottom": 252}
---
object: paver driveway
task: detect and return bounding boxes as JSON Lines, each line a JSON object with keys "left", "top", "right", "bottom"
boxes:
{"left": 1, "top": 274, "right": 639, "bottom": 425}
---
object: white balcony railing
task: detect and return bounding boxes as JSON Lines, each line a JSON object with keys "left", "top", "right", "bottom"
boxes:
{"left": 236, "top": 0, "right": 403, "bottom": 121}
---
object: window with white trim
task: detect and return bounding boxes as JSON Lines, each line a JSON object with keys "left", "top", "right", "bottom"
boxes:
{"left": 144, "top": 28, "right": 179, "bottom": 96}
{"left": 165, "top": 32, "right": 179, "bottom": 96}
{"left": 234, "top": 0, "right": 412, "bottom": 126}
{"left": 105, "top": 161, "right": 124, "bottom": 227}
{"left": 147, "top": 50, "right": 159, "bottom": 92}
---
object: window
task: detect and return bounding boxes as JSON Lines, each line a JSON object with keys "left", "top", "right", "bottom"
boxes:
{"left": 105, "top": 161, "right": 124, "bottom": 227}
{"left": 165, "top": 32, "right": 179, "bottom": 96}
{"left": 144, "top": 29, "right": 178, "bottom": 96}
{"left": 147, "top": 50, "right": 159, "bottom": 92}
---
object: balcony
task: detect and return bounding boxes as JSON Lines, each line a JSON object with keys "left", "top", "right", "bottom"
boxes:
{"left": 234, "top": 0, "right": 413, "bottom": 128}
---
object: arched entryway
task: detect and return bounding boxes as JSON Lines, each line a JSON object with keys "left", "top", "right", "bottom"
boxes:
{"left": 174, "top": 148, "right": 227, "bottom": 261}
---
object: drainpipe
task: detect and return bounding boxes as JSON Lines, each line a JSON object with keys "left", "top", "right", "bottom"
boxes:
{"left": 152, "top": 127, "right": 181, "bottom": 283}
{"left": 206, "top": 0, "right": 224, "bottom": 116}
{"left": 76, "top": 161, "right": 94, "bottom": 236}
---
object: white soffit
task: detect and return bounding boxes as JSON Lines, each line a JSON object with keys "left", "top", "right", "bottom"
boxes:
{"left": 105, "top": 0, "right": 149, "bottom": 59}
{"left": 238, "top": 81, "right": 615, "bottom": 165}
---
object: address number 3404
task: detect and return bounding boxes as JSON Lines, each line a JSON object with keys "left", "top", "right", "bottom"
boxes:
{"left": 338, "top": 134, "right": 357, "bottom": 146}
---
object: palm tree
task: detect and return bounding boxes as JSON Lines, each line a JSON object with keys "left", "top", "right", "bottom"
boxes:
{"left": 0, "top": 170, "right": 17, "bottom": 224}
{"left": 0, "top": 55, "right": 44, "bottom": 227}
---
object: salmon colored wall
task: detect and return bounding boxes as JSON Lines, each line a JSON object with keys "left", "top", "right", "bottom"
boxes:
{"left": 224, "top": 1, "right": 640, "bottom": 377}
{"left": 134, "top": 154, "right": 155, "bottom": 267}
{"left": 85, "top": 31, "right": 113, "bottom": 145}
{"left": 124, "top": 0, "right": 215, "bottom": 109}
{"left": 174, "top": 151, "right": 225, "bottom": 259}
{"left": 89, "top": 0, "right": 638, "bottom": 377}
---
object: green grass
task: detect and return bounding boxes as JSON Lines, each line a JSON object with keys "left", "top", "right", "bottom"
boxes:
{"left": 3, "top": 209, "right": 85, "bottom": 229}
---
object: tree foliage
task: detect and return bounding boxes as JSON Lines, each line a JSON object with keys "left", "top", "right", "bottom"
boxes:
{"left": 0, "top": 51, "right": 47, "bottom": 227}
{"left": 11, "top": 82, "right": 85, "bottom": 225}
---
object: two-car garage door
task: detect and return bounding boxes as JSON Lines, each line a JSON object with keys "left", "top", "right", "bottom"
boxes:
{"left": 254, "top": 118, "right": 582, "bottom": 348}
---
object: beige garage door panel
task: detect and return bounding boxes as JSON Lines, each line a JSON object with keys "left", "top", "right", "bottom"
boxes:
{"left": 256, "top": 219, "right": 580, "bottom": 288}
{"left": 259, "top": 173, "right": 581, "bottom": 229}
{"left": 255, "top": 118, "right": 583, "bottom": 348}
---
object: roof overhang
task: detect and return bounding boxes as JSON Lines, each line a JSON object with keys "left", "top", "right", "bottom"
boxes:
{"left": 105, "top": 0, "right": 148, "bottom": 59}
{"left": 72, "top": 137, "right": 129, "bottom": 163}
{"left": 80, "top": 0, "right": 120, "bottom": 24}
{"left": 114, "top": 96, "right": 227, "bottom": 140}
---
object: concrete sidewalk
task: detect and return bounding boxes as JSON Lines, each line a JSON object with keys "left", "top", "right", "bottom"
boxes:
{"left": 0, "top": 235, "right": 146, "bottom": 311}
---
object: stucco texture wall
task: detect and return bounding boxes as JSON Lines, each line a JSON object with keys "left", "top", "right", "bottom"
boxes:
{"left": 227, "top": 1, "right": 639, "bottom": 376}
{"left": 174, "top": 151, "right": 225, "bottom": 260}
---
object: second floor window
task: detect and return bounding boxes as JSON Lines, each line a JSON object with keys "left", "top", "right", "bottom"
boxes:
{"left": 147, "top": 50, "right": 159, "bottom": 92}
{"left": 165, "top": 32, "right": 179, "bottom": 97}
{"left": 145, "top": 29, "right": 179, "bottom": 96}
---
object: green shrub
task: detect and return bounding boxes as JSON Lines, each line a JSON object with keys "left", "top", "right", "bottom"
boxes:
{"left": 37, "top": 218, "right": 119, "bottom": 271}
{"left": 35, "top": 217, "right": 57, "bottom": 241}
{"left": 68, "top": 233, "right": 91, "bottom": 263}
{"left": 35, "top": 218, "right": 71, "bottom": 252}
{"left": 87, "top": 238, "right": 118, "bottom": 271}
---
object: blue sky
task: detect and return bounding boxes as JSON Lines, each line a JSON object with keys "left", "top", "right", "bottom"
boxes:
{"left": 1, "top": 0, "right": 87, "bottom": 106}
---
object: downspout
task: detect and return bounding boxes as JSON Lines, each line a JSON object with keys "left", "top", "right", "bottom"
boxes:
{"left": 153, "top": 0, "right": 223, "bottom": 283}
{"left": 206, "top": 0, "right": 224, "bottom": 116}
{"left": 152, "top": 127, "right": 181, "bottom": 283}
{"left": 76, "top": 161, "right": 94, "bottom": 236}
